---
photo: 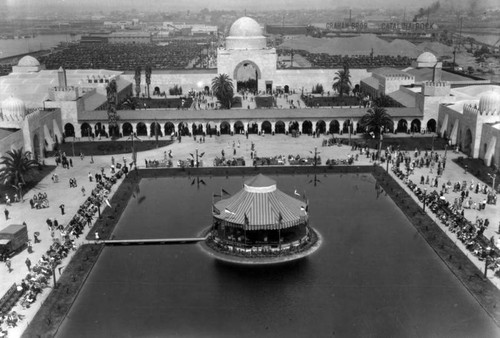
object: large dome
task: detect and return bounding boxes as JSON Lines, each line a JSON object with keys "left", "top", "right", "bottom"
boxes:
{"left": 1, "top": 96, "right": 26, "bottom": 121}
{"left": 229, "top": 17, "right": 263, "bottom": 37}
{"left": 416, "top": 52, "right": 437, "bottom": 64}
{"left": 17, "top": 55, "right": 40, "bottom": 67}
{"left": 478, "top": 90, "right": 500, "bottom": 113}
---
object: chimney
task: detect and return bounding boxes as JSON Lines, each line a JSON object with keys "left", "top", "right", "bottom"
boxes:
{"left": 432, "top": 63, "right": 442, "bottom": 82}
{"left": 57, "top": 66, "right": 67, "bottom": 87}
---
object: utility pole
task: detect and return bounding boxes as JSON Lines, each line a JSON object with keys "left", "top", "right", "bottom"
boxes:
{"left": 488, "top": 173, "right": 497, "bottom": 193}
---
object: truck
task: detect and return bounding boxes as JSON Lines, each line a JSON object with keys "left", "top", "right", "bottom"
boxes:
{"left": 0, "top": 224, "right": 28, "bottom": 259}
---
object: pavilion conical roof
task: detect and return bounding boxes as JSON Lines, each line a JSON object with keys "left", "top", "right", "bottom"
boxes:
{"left": 213, "top": 174, "right": 308, "bottom": 230}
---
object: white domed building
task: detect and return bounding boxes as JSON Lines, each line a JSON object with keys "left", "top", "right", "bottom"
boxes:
{"left": 438, "top": 85, "right": 500, "bottom": 167}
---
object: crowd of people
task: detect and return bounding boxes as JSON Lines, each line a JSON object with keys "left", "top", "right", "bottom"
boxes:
{"left": 0, "top": 159, "right": 126, "bottom": 334}
{"left": 38, "top": 41, "right": 208, "bottom": 70}
{"left": 389, "top": 148, "right": 500, "bottom": 277}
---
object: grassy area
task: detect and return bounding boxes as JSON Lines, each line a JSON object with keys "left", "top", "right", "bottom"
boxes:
{"left": 0, "top": 165, "right": 56, "bottom": 204}
{"left": 453, "top": 157, "right": 500, "bottom": 191}
{"left": 53, "top": 139, "right": 174, "bottom": 157}
{"left": 119, "top": 97, "right": 193, "bottom": 110}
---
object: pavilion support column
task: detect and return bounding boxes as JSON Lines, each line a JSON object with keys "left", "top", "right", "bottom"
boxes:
{"left": 298, "top": 123, "right": 303, "bottom": 134}
{"left": 271, "top": 122, "right": 276, "bottom": 133}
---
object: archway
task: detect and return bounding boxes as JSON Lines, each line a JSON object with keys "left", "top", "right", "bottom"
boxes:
{"left": 95, "top": 122, "right": 105, "bottom": 137}
{"left": 150, "top": 122, "right": 162, "bottom": 137}
{"left": 284, "top": 85, "right": 289, "bottom": 94}
{"left": 396, "top": 119, "right": 408, "bottom": 133}
{"left": 275, "top": 121, "right": 286, "bottom": 134}
{"left": 316, "top": 120, "right": 326, "bottom": 134}
{"left": 164, "top": 122, "right": 175, "bottom": 136}
{"left": 196, "top": 123, "right": 204, "bottom": 135}
{"left": 178, "top": 122, "right": 189, "bottom": 136}
{"left": 234, "top": 121, "right": 244, "bottom": 134}
{"left": 122, "top": 122, "right": 133, "bottom": 137}
{"left": 342, "top": 120, "right": 351, "bottom": 134}
{"left": 302, "top": 120, "right": 313, "bottom": 134}
{"left": 64, "top": 123, "right": 75, "bottom": 137}
{"left": 32, "top": 134, "right": 41, "bottom": 161}
{"left": 234, "top": 60, "right": 261, "bottom": 92}
{"left": 205, "top": 122, "right": 216, "bottom": 136}
{"left": 81, "top": 123, "right": 92, "bottom": 137}
{"left": 463, "top": 129, "right": 473, "bottom": 157}
{"left": 261, "top": 121, "right": 272, "bottom": 134}
{"left": 136, "top": 122, "right": 147, "bottom": 136}
{"left": 289, "top": 121, "right": 299, "bottom": 133}
{"left": 329, "top": 120, "right": 340, "bottom": 134}
{"left": 220, "top": 121, "right": 230, "bottom": 135}
{"left": 427, "top": 119, "right": 436, "bottom": 133}
{"left": 411, "top": 119, "right": 421, "bottom": 133}
{"left": 153, "top": 86, "right": 160, "bottom": 96}
{"left": 248, "top": 122, "right": 258, "bottom": 134}
{"left": 356, "top": 122, "right": 365, "bottom": 134}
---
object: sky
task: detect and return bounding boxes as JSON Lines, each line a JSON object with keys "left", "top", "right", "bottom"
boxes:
{"left": 1, "top": 0, "right": 498, "bottom": 13}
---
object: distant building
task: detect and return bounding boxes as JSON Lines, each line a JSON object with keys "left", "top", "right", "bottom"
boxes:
{"left": 266, "top": 25, "right": 308, "bottom": 36}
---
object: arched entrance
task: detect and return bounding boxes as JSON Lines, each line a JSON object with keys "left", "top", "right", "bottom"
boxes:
{"left": 248, "top": 121, "right": 258, "bottom": 134}
{"left": 329, "top": 120, "right": 340, "bottom": 134}
{"left": 411, "top": 119, "right": 421, "bottom": 133}
{"left": 427, "top": 119, "right": 436, "bottom": 133}
{"left": 81, "top": 123, "right": 92, "bottom": 137}
{"left": 150, "top": 122, "right": 162, "bottom": 137}
{"left": 122, "top": 122, "right": 133, "bottom": 137}
{"left": 342, "top": 120, "right": 351, "bottom": 134}
{"left": 178, "top": 122, "right": 189, "bottom": 136}
{"left": 316, "top": 120, "right": 326, "bottom": 134}
{"left": 234, "top": 60, "right": 261, "bottom": 92}
{"left": 396, "top": 119, "right": 408, "bottom": 133}
{"left": 284, "top": 85, "right": 289, "bottom": 94}
{"left": 275, "top": 121, "right": 286, "bottom": 134}
{"left": 32, "top": 134, "right": 41, "bottom": 161}
{"left": 95, "top": 122, "right": 105, "bottom": 137}
{"left": 289, "top": 121, "right": 299, "bottom": 134}
{"left": 234, "top": 121, "right": 244, "bottom": 134}
{"left": 261, "top": 121, "right": 272, "bottom": 134}
{"left": 64, "top": 123, "right": 75, "bottom": 137}
{"left": 463, "top": 129, "right": 473, "bottom": 156}
{"left": 206, "top": 122, "right": 216, "bottom": 136}
{"left": 302, "top": 120, "right": 312, "bottom": 134}
{"left": 137, "top": 122, "right": 147, "bottom": 136}
{"left": 164, "top": 122, "right": 175, "bottom": 136}
{"left": 220, "top": 121, "right": 230, "bottom": 135}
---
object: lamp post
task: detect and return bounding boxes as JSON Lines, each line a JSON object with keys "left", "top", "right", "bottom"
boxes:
{"left": 97, "top": 200, "right": 101, "bottom": 219}
{"left": 196, "top": 148, "right": 199, "bottom": 168}
{"left": 51, "top": 261, "right": 57, "bottom": 289}
{"left": 310, "top": 147, "right": 320, "bottom": 167}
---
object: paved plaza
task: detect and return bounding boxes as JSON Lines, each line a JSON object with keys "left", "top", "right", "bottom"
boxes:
{"left": 1, "top": 133, "right": 499, "bottom": 337}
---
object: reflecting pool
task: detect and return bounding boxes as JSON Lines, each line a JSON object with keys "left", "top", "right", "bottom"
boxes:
{"left": 57, "top": 174, "right": 500, "bottom": 337}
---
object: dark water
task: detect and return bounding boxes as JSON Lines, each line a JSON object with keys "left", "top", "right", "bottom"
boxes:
{"left": 57, "top": 174, "right": 500, "bottom": 338}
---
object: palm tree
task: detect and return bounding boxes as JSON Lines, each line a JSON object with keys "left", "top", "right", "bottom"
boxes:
{"left": 359, "top": 106, "right": 394, "bottom": 136}
{"left": 0, "top": 148, "right": 39, "bottom": 189}
{"left": 211, "top": 74, "right": 234, "bottom": 109}
{"left": 332, "top": 63, "right": 351, "bottom": 97}
{"left": 106, "top": 79, "right": 119, "bottom": 138}
{"left": 145, "top": 65, "right": 152, "bottom": 99}
{"left": 134, "top": 66, "right": 141, "bottom": 98}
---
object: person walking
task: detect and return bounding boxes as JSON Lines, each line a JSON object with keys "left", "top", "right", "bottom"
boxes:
{"left": 4, "top": 208, "right": 9, "bottom": 220}
{"left": 25, "top": 257, "right": 31, "bottom": 272}
{"left": 5, "top": 258, "right": 12, "bottom": 273}
{"left": 81, "top": 186, "right": 86, "bottom": 196}
{"left": 59, "top": 204, "right": 65, "bottom": 215}
{"left": 33, "top": 232, "right": 40, "bottom": 243}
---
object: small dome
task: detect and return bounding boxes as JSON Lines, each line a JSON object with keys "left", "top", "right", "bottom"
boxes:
{"left": 1, "top": 96, "right": 26, "bottom": 120}
{"left": 478, "top": 90, "right": 500, "bottom": 113}
{"left": 18, "top": 55, "right": 40, "bottom": 67}
{"left": 416, "top": 52, "right": 437, "bottom": 64}
{"left": 229, "top": 17, "right": 263, "bottom": 37}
